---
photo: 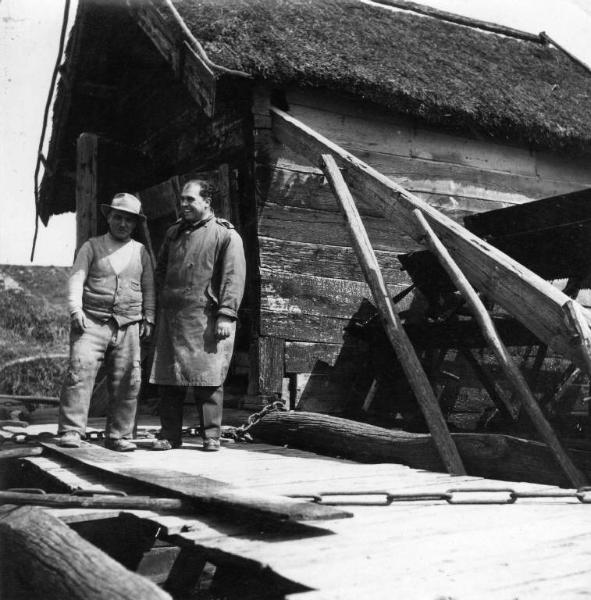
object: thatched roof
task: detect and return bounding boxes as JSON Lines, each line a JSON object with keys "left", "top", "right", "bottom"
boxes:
{"left": 171, "top": 0, "right": 591, "bottom": 154}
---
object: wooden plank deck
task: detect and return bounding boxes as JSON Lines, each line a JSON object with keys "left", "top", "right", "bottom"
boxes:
{"left": 16, "top": 426, "right": 591, "bottom": 599}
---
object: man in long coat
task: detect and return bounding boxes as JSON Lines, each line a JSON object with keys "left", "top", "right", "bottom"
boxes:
{"left": 150, "top": 178, "right": 246, "bottom": 451}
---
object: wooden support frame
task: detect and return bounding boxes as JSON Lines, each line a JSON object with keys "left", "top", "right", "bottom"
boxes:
{"left": 76, "top": 132, "right": 99, "bottom": 251}
{"left": 130, "top": 0, "right": 217, "bottom": 116}
{"left": 459, "top": 346, "right": 517, "bottom": 421}
{"left": 270, "top": 107, "right": 591, "bottom": 369}
{"left": 321, "top": 154, "right": 466, "bottom": 476}
{"left": 414, "top": 209, "right": 586, "bottom": 488}
{"left": 564, "top": 300, "right": 591, "bottom": 377}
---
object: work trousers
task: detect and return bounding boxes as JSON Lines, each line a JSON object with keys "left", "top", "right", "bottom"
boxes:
{"left": 158, "top": 385, "right": 223, "bottom": 446}
{"left": 58, "top": 316, "right": 141, "bottom": 440}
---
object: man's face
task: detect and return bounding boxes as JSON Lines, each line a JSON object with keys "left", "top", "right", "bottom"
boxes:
{"left": 107, "top": 210, "right": 137, "bottom": 241}
{"left": 180, "top": 182, "right": 211, "bottom": 222}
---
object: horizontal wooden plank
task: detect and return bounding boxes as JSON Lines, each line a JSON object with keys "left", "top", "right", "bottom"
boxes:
{"left": 256, "top": 162, "right": 382, "bottom": 217}
{"left": 356, "top": 151, "right": 581, "bottom": 204}
{"left": 287, "top": 87, "right": 591, "bottom": 186}
{"left": 260, "top": 310, "right": 350, "bottom": 344}
{"left": 260, "top": 268, "right": 412, "bottom": 319}
{"left": 289, "top": 101, "right": 537, "bottom": 177}
{"left": 258, "top": 161, "right": 528, "bottom": 222}
{"left": 261, "top": 140, "right": 586, "bottom": 221}
{"left": 271, "top": 107, "right": 591, "bottom": 368}
{"left": 40, "top": 443, "right": 351, "bottom": 522}
{"left": 259, "top": 237, "right": 409, "bottom": 284}
{"left": 285, "top": 340, "right": 367, "bottom": 373}
{"left": 258, "top": 203, "right": 420, "bottom": 252}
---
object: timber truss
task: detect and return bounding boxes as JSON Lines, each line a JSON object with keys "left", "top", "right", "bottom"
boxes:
{"left": 270, "top": 106, "right": 591, "bottom": 488}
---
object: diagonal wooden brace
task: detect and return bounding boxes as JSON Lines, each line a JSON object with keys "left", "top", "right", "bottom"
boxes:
{"left": 321, "top": 154, "right": 465, "bottom": 476}
{"left": 414, "top": 209, "right": 586, "bottom": 488}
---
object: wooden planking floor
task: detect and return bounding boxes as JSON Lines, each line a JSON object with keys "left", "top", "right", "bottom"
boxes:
{"left": 18, "top": 426, "right": 591, "bottom": 600}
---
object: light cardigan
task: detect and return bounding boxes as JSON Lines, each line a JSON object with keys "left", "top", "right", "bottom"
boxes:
{"left": 68, "top": 234, "right": 155, "bottom": 326}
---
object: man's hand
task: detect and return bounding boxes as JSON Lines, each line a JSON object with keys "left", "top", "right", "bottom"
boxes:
{"left": 71, "top": 311, "right": 88, "bottom": 333}
{"left": 140, "top": 321, "right": 154, "bottom": 339}
{"left": 215, "top": 315, "right": 233, "bottom": 339}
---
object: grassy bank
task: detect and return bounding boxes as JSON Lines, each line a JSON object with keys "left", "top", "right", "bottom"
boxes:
{"left": 0, "top": 265, "right": 70, "bottom": 396}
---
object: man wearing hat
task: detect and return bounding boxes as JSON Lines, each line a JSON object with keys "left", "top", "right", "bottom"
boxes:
{"left": 57, "top": 193, "right": 155, "bottom": 451}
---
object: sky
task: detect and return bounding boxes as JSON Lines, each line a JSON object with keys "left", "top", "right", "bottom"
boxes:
{"left": 1, "top": 0, "right": 591, "bottom": 266}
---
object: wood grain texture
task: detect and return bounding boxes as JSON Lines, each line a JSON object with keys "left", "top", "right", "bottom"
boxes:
{"left": 76, "top": 133, "right": 99, "bottom": 251}
{"left": 259, "top": 236, "right": 409, "bottom": 283}
{"left": 322, "top": 153, "right": 465, "bottom": 475}
{"left": 40, "top": 443, "right": 351, "bottom": 522}
{"left": 258, "top": 202, "right": 419, "bottom": 252}
{"left": 284, "top": 339, "right": 367, "bottom": 373}
{"left": 260, "top": 268, "right": 411, "bottom": 319}
{"left": 287, "top": 87, "right": 591, "bottom": 186}
{"left": 250, "top": 411, "right": 591, "bottom": 488}
{"left": 415, "top": 210, "right": 586, "bottom": 487}
{"left": 255, "top": 336, "right": 285, "bottom": 395}
{"left": 271, "top": 107, "right": 591, "bottom": 369}
{"left": 0, "top": 505, "right": 171, "bottom": 600}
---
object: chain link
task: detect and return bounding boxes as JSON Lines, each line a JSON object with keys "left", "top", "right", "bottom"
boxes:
{"left": 0, "top": 399, "right": 287, "bottom": 447}
{"left": 289, "top": 486, "right": 591, "bottom": 506}
{"left": 0, "top": 430, "right": 57, "bottom": 445}
{"left": 228, "top": 400, "right": 287, "bottom": 442}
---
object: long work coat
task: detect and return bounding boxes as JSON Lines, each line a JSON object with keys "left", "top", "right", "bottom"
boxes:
{"left": 149, "top": 215, "right": 246, "bottom": 387}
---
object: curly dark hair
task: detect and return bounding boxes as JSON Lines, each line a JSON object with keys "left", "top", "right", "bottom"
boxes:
{"left": 182, "top": 179, "right": 215, "bottom": 203}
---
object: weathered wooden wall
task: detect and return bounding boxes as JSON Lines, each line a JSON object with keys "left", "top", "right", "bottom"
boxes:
{"left": 254, "top": 86, "right": 591, "bottom": 418}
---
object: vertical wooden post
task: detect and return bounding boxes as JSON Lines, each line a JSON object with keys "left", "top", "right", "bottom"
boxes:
{"left": 321, "top": 154, "right": 465, "bottom": 476}
{"left": 414, "top": 208, "right": 586, "bottom": 488}
{"left": 248, "top": 336, "right": 285, "bottom": 399}
{"left": 76, "top": 133, "right": 99, "bottom": 252}
{"left": 217, "top": 163, "right": 232, "bottom": 220}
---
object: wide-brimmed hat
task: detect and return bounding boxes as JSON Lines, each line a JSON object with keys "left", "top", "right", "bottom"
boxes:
{"left": 100, "top": 193, "right": 146, "bottom": 221}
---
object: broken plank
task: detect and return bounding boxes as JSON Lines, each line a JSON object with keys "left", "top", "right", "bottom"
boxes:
{"left": 40, "top": 442, "right": 351, "bottom": 522}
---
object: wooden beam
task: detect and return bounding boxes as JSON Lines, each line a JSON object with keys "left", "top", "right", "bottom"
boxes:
{"left": 563, "top": 300, "right": 591, "bottom": 378}
{"left": 41, "top": 442, "right": 351, "bottom": 522}
{"left": 130, "top": 0, "right": 217, "bottom": 116}
{"left": 76, "top": 133, "right": 99, "bottom": 251}
{"left": 0, "top": 490, "right": 193, "bottom": 513}
{"left": 253, "top": 336, "right": 285, "bottom": 396}
{"left": 250, "top": 411, "right": 591, "bottom": 488}
{"left": 321, "top": 153, "right": 465, "bottom": 476}
{"left": 414, "top": 209, "right": 586, "bottom": 488}
{"left": 270, "top": 107, "right": 591, "bottom": 369}
{"left": 459, "top": 347, "right": 517, "bottom": 421}
{"left": 0, "top": 505, "right": 172, "bottom": 600}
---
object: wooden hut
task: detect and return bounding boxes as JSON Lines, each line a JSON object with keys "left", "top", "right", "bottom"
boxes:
{"left": 39, "top": 0, "right": 591, "bottom": 418}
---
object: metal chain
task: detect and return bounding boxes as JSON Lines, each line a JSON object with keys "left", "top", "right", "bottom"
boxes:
{"left": 0, "top": 430, "right": 57, "bottom": 445}
{"left": 227, "top": 400, "right": 287, "bottom": 442}
{"left": 289, "top": 487, "right": 591, "bottom": 506}
{"left": 0, "top": 399, "right": 287, "bottom": 446}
